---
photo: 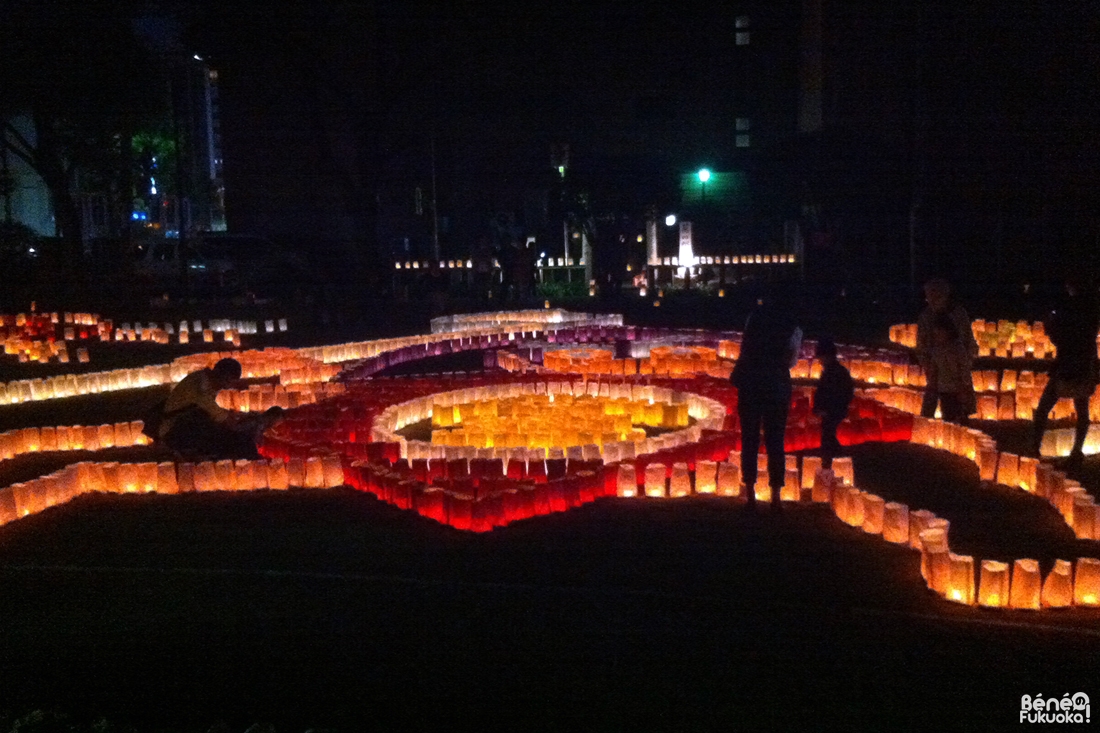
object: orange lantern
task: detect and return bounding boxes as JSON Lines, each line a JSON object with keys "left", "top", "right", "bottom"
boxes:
{"left": 176, "top": 463, "right": 196, "bottom": 493}
{"left": 322, "top": 454, "right": 345, "bottom": 487}
{"left": 977, "top": 560, "right": 1010, "bottom": 608}
{"left": 286, "top": 458, "right": 305, "bottom": 487}
{"left": 780, "top": 467, "right": 800, "bottom": 502}
{"left": 946, "top": 553, "right": 976, "bottom": 605}
{"left": 1074, "top": 557, "right": 1100, "bottom": 607}
{"left": 156, "top": 463, "right": 179, "bottom": 494}
{"left": 1041, "top": 559, "right": 1073, "bottom": 608}
{"left": 716, "top": 462, "right": 740, "bottom": 497}
{"left": 694, "top": 460, "right": 717, "bottom": 494}
{"left": 267, "top": 459, "right": 290, "bottom": 490}
{"left": 801, "top": 456, "right": 822, "bottom": 489}
{"left": 811, "top": 468, "right": 833, "bottom": 503}
{"left": 304, "top": 456, "right": 326, "bottom": 488}
{"left": 882, "top": 502, "right": 909, "bottom": 544}
{"left": 861, "top": 494, "right": 885, "bottom": 534}
{"left": 1009, "top": 558, "right": 1041, "bottom": 610}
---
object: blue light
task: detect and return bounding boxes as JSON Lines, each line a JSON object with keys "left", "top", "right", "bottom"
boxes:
{"left": 132, "top": 212, "right": 141, "bottom": 220}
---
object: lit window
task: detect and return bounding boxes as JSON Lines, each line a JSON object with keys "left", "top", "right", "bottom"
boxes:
{"left": 736, "top": 16, "right": 750, "bottom": 29}
{"left": 736, "top": 117, "right": 751, "bottom": 131}
{"left": 736, "top": 134, "right": 751, "bottom": 148}
{"left": 736, "top": 32, "right": 750, "bottom": 45}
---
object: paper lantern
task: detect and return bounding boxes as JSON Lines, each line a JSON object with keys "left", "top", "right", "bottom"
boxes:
{"left": 801, "top": 456, "right": 822, "bottom": 489}
{"left": 616, "top": 464, "right": 638, "bottom": 497}
{"left": 1074, "top": 557, "right": 1100, "bottom": 607}
{"left": 214, "top": 460, "right": 235, "bottom": 490}
{"left": 716, "top": 462, "right": 740, "bottom": 497}
{"left": 882, "top": 502, "right": 909, "bottom": 544}
{"left": 946, "top": 554, "right": 976, "bottom": 604}
{"left": 695, "top": 460, "right": 717, "bottom": 494}
{"left": 1072, "top": 497, "right": 1096, "bottom": 540}
{"left": 156, "top": 462, "right": 179, "bottom": 494}
{"left": 304, "top": 456, "right": 325, "bottom": 488}
{"left": 1041, "top": 559, "right": 1073, "bottom": 608}
{"left": 996, "top": 452, "right": 1019, "bottom": 488}
{"left": 977, "top": 560, "right": 1010, "bottom": 608}
{"left": 861, "top": 494, "right": 885, "bottom": 534}
{"left": 322, "top": 454, "right": 345, "bottom": 487}
{"left": 175, "top": 463, "right": 195, "bottom": 493}
{"left": 267, "top": 459, "right": 290, "bottom": 490}
{"left": 669, "top": 463, "right": 691, "bottom": 497}
{"left": 811, "top": 468, "right": 833, "bottom": 503}
{"left": 1009, "top": 558, "right": 1041, "bottom": 610}
{"left": 780, "top": 467, "right": 800, "bottom": 502}
{"left": 832, "top": 456, "right": 854, "bottom": 486}
{"left": 908, "top": 509, "right": 936, "bottom": 549}
{"left": 644, "top": 463, "right": 666, "bottom": 497}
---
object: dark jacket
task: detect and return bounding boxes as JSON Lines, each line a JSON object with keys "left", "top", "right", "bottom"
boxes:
{"left": 813, "top": 360, "right": 854, "bottom": 420}
{"left": 731, "top": 304, "right": 800, "bottom": 401}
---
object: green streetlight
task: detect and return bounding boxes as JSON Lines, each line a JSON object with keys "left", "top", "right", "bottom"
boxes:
{"left": 698, "top": 168, "right": 711, "bottom": 203}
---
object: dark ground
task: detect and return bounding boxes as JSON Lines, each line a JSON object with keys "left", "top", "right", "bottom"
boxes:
{"left": 0, "top": 293, "right": 1097, "bottom": 731}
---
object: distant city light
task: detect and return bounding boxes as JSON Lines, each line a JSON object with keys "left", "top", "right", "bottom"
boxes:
{"left": 698, "top": 168, "right": 711, "bottom": 183}
{"left": 193, "top": 54, "right": 202, "bottom": 61}
{"left": 665, "top": 214, "right": 677, "bottom": 226}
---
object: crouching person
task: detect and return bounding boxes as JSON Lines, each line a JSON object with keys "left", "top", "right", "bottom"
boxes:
{"left": 159, "top": 358, "right": 279, "bottom": 459}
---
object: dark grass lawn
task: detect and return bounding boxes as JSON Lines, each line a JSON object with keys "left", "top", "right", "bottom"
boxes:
{"left": 0, "top": 442, "right": 1097, "bottom": 731}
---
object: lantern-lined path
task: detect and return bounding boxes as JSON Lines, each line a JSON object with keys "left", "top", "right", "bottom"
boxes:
{"left": 0, "top": 312, "right": 1098, "bottom": 729}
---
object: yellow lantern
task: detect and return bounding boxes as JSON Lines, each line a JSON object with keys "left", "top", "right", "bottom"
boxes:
{"left": 669, "top": 463, "right": 691, "bottom": 498}
{"left": 861, "top": 494, "right": 885, "bottom": 534}
{"left": 801, "top": 456, "right": 822, "bottom": 490}
{"left": 716, "top": 462, "right": 740, "bottom": 496}
{"left": 811, "top": 468, "right": 833, "bottom": 503}
{"left": 616, "top": 464, "right": 638, "bottom": 497}
{"left": 1074, "top": 557, "right": 1100, "bottom": 606}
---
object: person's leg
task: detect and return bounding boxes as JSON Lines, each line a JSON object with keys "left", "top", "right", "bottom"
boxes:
{"left": 738, "top": 400, "right": 762, "bottom": 504}
{"left": 821, "top": 413, "right": 842, "bottom": 469}
{"left": 920, "top": 388, "right": 938, "bottom": 418}
{"left": 1071, "top": 395, "right": 1091, "bottom": 458}
{"left": 1032, "top": 379, "right": 1059, "bottom": 455}
{"left": 763, "top": 396, "right": 791, "bottom": 504}
{"left": 939, "top": 394, "right": 963, "bottom": 424}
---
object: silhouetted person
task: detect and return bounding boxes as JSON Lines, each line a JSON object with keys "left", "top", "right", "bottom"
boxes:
{"left": 1032, "top": 277, "right": 1099, "bottom": 464}
{"left": 159, "top": 358, "right": 276, "bottom": 459}
{"left": 812, "top": 337, "right": 853, "bottom": 469}
{"left": 926, "top": 314, "right": 976, "bottom": 424}
{"left": 916, "top": 278, "right": 977, "bottom": 417}
{"left": 732, "top": 291, "right": 802, "bottom": 509}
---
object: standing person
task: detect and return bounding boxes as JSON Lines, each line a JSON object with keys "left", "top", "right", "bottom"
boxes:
{"left": 915, "top": 278, "right": 977, "bottom": 418}
{"left": 812, "top": 337, "right": 854, "bottom": 469}
{"left": 731, "top": 289, "right": 802, "bottom": 510}
{"left": 1032, "top": 277, "right": 1099, "bottom": 464}
{"left": 926, "top": 314, "right": 977, "bottom": 424}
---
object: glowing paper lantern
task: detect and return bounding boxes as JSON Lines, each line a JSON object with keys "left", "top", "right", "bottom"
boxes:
{"left": 716, "top": 462, "right": 740, "bottom": 497}
{"left": 1074, "top": 557, "right": 1100, "bottom": 607}
{"left": 669, "top": 463, "right": 691, "bottom": 497}
{"left": 1008, "top": 558, "right": 1041, "bottom": 610}
{"left": 811, "top": 468, "right": 833, "bottom": 503}
{"left": 780, "top": 467, "right": 800, "bottom": 502}
{"left": 616, "top": 464, "right": 638, "bottom": 497}
{"left": 1041, "top": 559, "right": 1073, "bottom": 608}
{"left": 861, "top": 494, "right": 885, "bottom": 534}
{"left": 946, "top": 554, "right": 976, "bottom": 605}
{"left": 644, "top": 463, "right": 666, "bottom": 498}
{"left": 801, "top": 456, "right": 822, "bottom": 489}
{"left": 695, "top": 460, "right": 717, "bottom": 494}
{"left": 882, "top": 502, "right": 909, "bottom": 544}
{"left": 832, "top": 457, "right": 854, "bottom": 486}
{"left": 977, "top": 560, "right": 1010, "bottom": 608}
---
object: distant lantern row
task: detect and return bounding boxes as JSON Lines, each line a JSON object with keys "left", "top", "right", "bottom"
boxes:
{"left": 395, "top": 259, "right": 500, "bottom": 269}
{"left": 648, "top": 253, "right": 796, "bottom": 267}
{"left": 890, "top": 320, "right": 1065, "bottom": 359}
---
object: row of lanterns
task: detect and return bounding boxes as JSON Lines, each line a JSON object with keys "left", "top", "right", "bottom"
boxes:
{"left": 0, "top": 455, "right": 343, "bottom": 527}
{"left": 0, "top": 421, "right": 150, "bottom": 460}
{"left": 429, "top": 310, "right": 622, "bottom": 335}
{"left": 890, "top": 320, "right": 1058, "bottom": 359}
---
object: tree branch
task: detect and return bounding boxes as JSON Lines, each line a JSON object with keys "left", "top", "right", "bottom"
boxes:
{"left": 2, "top": 121, "right": 37, "bottom": 168}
